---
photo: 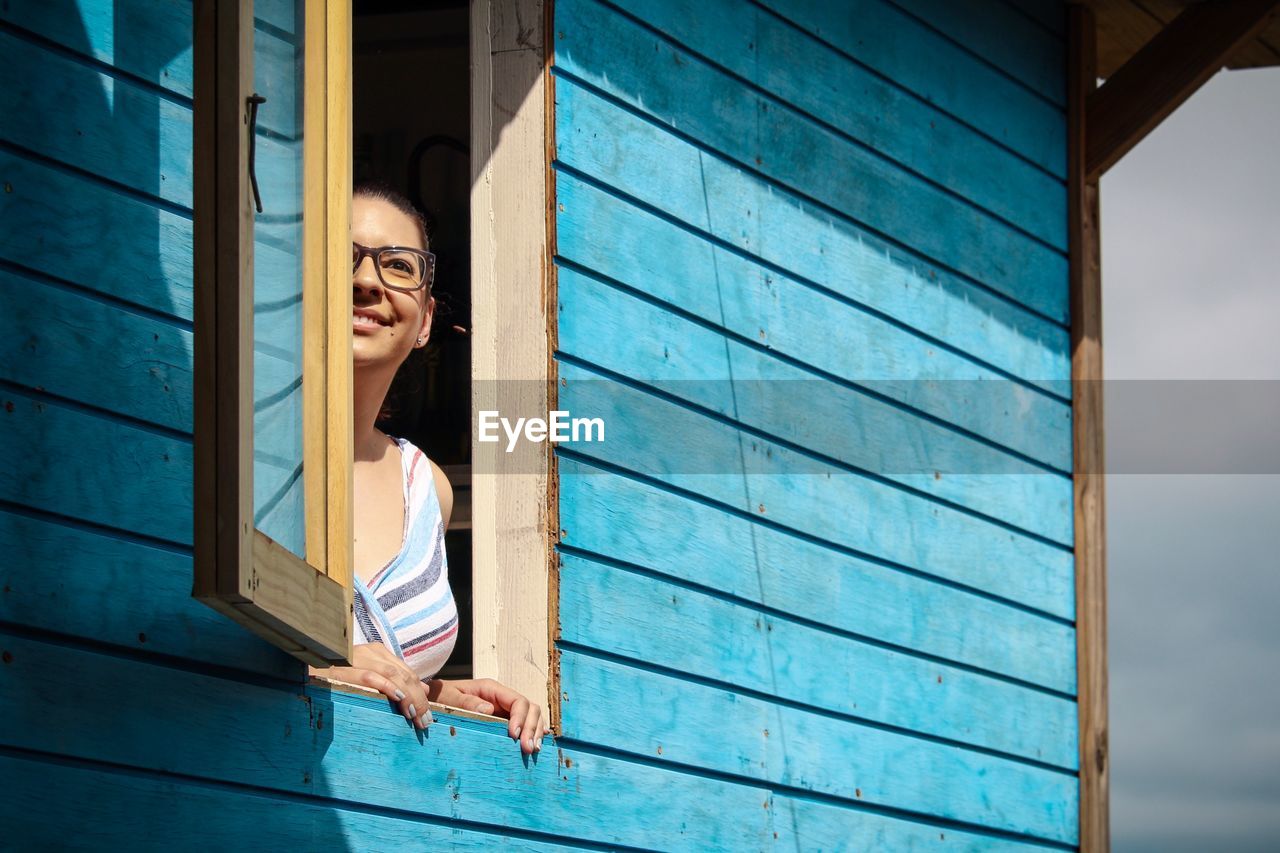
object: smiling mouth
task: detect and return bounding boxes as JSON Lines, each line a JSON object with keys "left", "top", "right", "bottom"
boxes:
{"left": 352, "top": 311, "right": 391, "bottom": 329}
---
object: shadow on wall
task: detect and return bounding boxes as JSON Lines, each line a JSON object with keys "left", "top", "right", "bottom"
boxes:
{"left": 0, "top": 0, "right": 350, "bottom": 846}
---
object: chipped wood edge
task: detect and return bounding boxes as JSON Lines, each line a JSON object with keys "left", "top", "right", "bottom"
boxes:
{"left": 543, "top": 0, "right": 562, "bottom": 737}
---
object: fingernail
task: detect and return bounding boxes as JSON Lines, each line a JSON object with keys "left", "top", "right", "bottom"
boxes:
{"left": 420, "top": 711, "right": 433, "bottom": 727}
{"left": 408, "top": 704, "right": 417, "bottom": 719}
{"left": 394, "top": 690, "right": 406, "bottom": 701}
{"left": 512, "top": 725, "right": 522, "bottom": 740}
{"left": 533, "top": 741, "right": 541, "bottom": 753}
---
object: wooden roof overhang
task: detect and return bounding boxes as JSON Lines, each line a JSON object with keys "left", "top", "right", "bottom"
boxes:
{"left": 1093, "top": 0, "right": 1280, "bottom": 76}
{"left": 1081, "top": 0, "right": 1280, "bottom": 179}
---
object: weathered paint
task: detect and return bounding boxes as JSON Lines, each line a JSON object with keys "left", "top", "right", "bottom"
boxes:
{"left": 0, "top": 0, "right": 1078, "bottom": 848}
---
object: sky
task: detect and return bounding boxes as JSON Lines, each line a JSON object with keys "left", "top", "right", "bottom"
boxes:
{"left": 1100, "top": 67, "right": 1280, "bottom": 852}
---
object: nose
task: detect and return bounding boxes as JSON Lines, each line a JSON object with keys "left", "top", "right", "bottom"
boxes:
{"left": 353, "top": 253, "right": 384, "bottom": 295}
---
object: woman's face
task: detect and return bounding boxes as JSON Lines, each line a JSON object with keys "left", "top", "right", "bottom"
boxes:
{"left": 350, "top": 195, "right": 433, "bottom": 372}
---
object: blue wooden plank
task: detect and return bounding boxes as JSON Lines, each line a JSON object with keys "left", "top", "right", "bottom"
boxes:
{"left": 559, "top": 553, "right": 1078, "bottom": 767}
{"left": 755, "top": 0, "right": 1068, "bottom": 176}
{"left": 0, "top": 0, "right": 194, "bottom": 98}
{"left": 554, "top": 0, "right": 1070, "bottom": 322}
{"left": 0, "top": 387, "right": 192, "bottom": 546}
{"left": 886, "top": 0, "right": 1066, "bottom": 105}
{"left": 0, "top": 333, "right": 302, "bottom": 550}
{"left": 0, "top": 634, "right": 783, "bottom": 850}
{"left": 555, "top": 263, "right": 1075, "bottom": 544}
{"left": 558, "top": 457, "right": 1077, "bottom": 693}
{"left": 558, "top": 651, "right": 1078, "bottom": 844}
{"left": 0, "top": 152, "right": 194, "bottom": 322}
{"left": 553, "top": 81, "right": 1074, "bottom": 388}
{"left": 0, "top": 28, "right": 193, "bottom": 207}
{"left": 0, "top": 268, "right": 192, "bottom": 433}
{"left": 554, "top": 170, "right": 1070, "bottom": 395}
{"left": 0, "top": 649, "right": 1062, "bottom": 850}
{"left": 1001, "top": 0, "right": 1067, "bottom": 35}
{"left": 0, "top": 509, "right": 295, "bottom": 679}
{"left": 0, "top": 754, "right": 582, "bottom": 852}
{"left": 770, "top": 790, "right": 1064, "bottom": 852}
{"left": 0, "top": 30, "right": 301, "bottom": 212}
{"left": 556, "top": 363, "right": 1076, "bottom": 619}
{"left": 0, "top": 267, "right": 301, "bottom": 439}
{"left": 610, "top": 0, "right": 1068, "bottom": 248}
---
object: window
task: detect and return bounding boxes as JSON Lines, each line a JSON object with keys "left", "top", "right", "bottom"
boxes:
{"left": 192, "top": 0, "right": 354, "bottom": 666}
{"left": 352, "top": 0, "right": 473, "bottom": 679}
{"left": 191, "top": 0, "right": 556, "bottom": 718}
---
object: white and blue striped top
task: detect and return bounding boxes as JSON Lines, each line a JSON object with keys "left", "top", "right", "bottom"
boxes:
{"left": 352, "top": 436, "right": 458, "bottom": 680}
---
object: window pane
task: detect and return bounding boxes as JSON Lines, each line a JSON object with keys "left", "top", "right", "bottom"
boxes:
{"left": 252, "top": 0, "right": 306, "bottom": 558}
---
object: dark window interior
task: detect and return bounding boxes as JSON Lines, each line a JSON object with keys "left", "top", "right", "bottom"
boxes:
{"left": 354, "top": 0, "right": 472, "bottom": 679}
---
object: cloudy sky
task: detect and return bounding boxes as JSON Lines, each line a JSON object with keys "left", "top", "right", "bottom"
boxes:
{"left": 1101, "top": 67, "right": 1280, "bottom": 851}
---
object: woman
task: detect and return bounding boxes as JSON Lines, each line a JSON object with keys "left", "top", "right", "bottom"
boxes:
{"left": 310, "top": 182, "right": 546, "bottom": 756}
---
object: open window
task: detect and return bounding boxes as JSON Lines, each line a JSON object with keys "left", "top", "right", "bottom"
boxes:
{"left": 192, "top": 0, "right": 557, "bottom": 718}
{"left": 351, "top": 0, "right": 473, "bottom": 680}
{"left": 193, "top": 0, "right": 354, "bottom": 666}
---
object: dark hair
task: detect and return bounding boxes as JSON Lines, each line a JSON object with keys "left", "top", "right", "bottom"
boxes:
{"left": 353, "top": 180, "right": 439, "bottom": 425}
{"left": 353, "top": 179, "right": 431, "bottom": 252}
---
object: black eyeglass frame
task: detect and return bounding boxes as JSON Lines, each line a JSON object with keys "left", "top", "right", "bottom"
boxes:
{"left": 352, "top": 241, "right": 436, "bottom": 293}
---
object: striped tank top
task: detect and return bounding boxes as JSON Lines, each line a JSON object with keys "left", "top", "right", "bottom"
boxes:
{"left": 352, "top": 436, "right": 458, "bottom": 680}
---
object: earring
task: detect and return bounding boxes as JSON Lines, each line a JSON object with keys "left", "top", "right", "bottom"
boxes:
{"left": 416, "top": 336, "right": 425, "bottom": 345}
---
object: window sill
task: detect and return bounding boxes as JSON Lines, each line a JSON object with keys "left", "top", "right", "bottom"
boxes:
{"left": 307, "top": 674, "right": 506, "bottom": 725}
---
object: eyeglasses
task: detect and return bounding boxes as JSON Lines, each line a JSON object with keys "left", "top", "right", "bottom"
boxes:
{"left": 352, "top": 242, "right": 436, "bottom": 293}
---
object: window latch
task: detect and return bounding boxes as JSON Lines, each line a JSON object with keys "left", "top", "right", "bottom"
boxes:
{"left": 247, "top": 93, "right": 267, "bottom": 214}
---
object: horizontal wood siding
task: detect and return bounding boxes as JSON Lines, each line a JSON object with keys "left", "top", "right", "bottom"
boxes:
{"left": 553, "top": 0, "right": 1077, "bottom": 848}
{"left": 0, "top": 0, "right": 1074, "bottom": 849}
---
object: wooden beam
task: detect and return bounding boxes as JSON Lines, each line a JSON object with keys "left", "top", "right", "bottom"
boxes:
{"left": 1070, "top": 6, "right": 1110, "bottom": 852}
{"left": 469, "top": 0, "right": 555, "bottom": 722}
{"left": 1085, "top": 0, "right": 1280, "bottom": 179}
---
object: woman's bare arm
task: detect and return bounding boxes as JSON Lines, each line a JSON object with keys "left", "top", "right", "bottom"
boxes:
{"left": 430, "top": 458, "right": 453, "bottom": 531}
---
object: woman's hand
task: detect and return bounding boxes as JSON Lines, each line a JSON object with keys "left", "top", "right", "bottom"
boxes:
{"left": 428, "top": 677, "right": 550, "bottom": 755}
{"left": 309, "top": 643, "right": 432, "bottom": 730}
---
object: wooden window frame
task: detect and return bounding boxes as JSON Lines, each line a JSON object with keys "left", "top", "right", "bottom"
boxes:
{"left": 469, "top": 0, "right": 559, "bottom": 724}
{"left": 192, "top": 0, "right": 557, "bottom": 718}
{"left": 193, "top": 0, "right": 355, "bottom": 667}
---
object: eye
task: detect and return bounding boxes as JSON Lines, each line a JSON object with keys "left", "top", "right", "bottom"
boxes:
{"left": 387, "top": 259, "right": 412, "bottom": 273}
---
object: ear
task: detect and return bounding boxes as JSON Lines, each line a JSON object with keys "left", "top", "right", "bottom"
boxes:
{"left": 414, "top": 297, "right": 435, "bottom": 348}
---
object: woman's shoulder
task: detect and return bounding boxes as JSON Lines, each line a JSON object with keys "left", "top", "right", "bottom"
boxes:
{"left": 391, "top": 435, "right": 454, "bottom": 530}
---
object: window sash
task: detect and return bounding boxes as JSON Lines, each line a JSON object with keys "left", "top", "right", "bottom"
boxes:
{"left": 192, "top": 0, "right": 353, "bottom": 667}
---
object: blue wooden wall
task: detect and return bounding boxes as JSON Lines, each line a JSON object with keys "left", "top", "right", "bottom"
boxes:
{"left": 0, "top": 0, "right": 1077, "bottom": 848}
